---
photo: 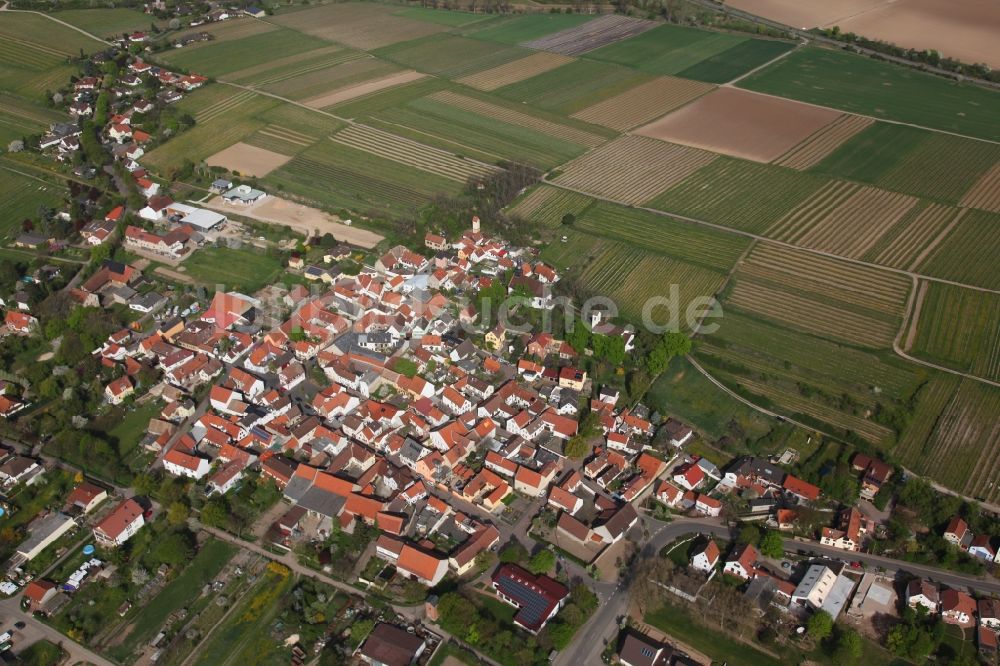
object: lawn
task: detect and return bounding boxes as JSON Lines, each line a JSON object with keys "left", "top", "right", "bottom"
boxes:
{"left": 428, "top": 641, "right": 482, "bottom": 666}
{"left": 107, "top": 539, "right": 238, "bottom": 662}
{"left": 14, "top": 639, "right": 66, "bottom": 666}
{"left": 0, "top": 92, "right": 64, "bottom": 145}
{"left": 739, "top": 46, "right": 1000, "bottom": 141}
{"left": 181, "top": 246, "right": 285, "bottom": 293}
{"left": 0, "top": 168, "right": 66, "bottom": 242}
{"left": 645, "top": 602, "right": 779, "bottom": 666}
{"left": 645, "top": 355, "right": 775, "bottom": 442}
{"left": 465, "top": 13, "right": 595, "bottom": 44}
{"left": 0, "top": 12, "right": 106, "bottom": 56}
{"left": 106, "top": 400, "right": 162, "bottom": 458}
{"left": 53, "top": 8, "right": 156, "bottom": 38}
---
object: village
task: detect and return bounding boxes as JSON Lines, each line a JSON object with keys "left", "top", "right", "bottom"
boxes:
{"left": 0, "top": 4, "right": 999, "bottom": 666}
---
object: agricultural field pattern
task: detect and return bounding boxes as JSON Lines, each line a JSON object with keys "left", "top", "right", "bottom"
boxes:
{"left": 4, "top": 1, "right": 1000, "bottom": 505}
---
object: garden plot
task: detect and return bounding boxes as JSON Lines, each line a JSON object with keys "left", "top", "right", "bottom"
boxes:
{"left": 773, "top": 114, "right": 873, "bottom": 170}
{"left": 457, "top": 52, "right": 574, "bottom": 91}
{"left": 635, "top": 87, "right": 842, "bottom": 162}
{"left": 571, "top": 76, "right": 713, "bottom": 131}
{"left": 552, "top": 135, "right": 716, "bottom": 205}
{"left": 521, "top": 15, "right": 655, "bottom": 56}
{"left": 206, "top": 142, "right": 292, "bottom": 177}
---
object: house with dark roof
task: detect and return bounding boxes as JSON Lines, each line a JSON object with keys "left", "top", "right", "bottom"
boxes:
{"left": 618, "top": 630, "right": 672, "bottom": 666}
{"left": 357, "top": 623, "right": 426, "bottom": 666}
{"left": 491, "top": 564, "right": 568, "bottom": 633}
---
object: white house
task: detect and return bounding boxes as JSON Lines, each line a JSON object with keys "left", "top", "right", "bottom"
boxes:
{"left": 690, "top": 541, "right": 719, "bottom": 573}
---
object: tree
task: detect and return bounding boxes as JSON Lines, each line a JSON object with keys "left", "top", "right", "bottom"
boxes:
{"left": 499, "top": 540, "right": 529, "bottom": 564}
{"left": 759, "top": 530, "right": 784, "bottom": 559}
{"left": 832, "top": 626, "right": 863, "bottom": 664}
{"left": 528, "top": 549, "right": 555, "bottom": 574}
{"left": 561, "top": 213, "right": 575, "bottom": 226}
{"left": 166, "top": 501, "right": 190, "bottom": 526}
{"left": 564, "top": 435, "right": 590, "bottom": 459}
{"left": 737, "top": 524, "right": 761, "bottom": 546}
{"left": 806, "top": 610, "right": 833, "bottom": 640}
{"left": 200, "top": 499, "right": 229, "bottom": 528}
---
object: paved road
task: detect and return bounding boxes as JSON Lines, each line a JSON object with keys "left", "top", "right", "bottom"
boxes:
{"left": 0, "top": 595, "right": 115, "bottom": 666}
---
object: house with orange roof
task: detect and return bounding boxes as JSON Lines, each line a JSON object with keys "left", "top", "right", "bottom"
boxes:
{"left": 163, "top": 445, "right": 211, "bottom": 480}
{"left": 691, "top": 540, "right": 720, "bottom": 573}
{"left": 782, "top": 474, "right": 821, "bottom": 503}
{"left": 94, "top": 498, "right": 145, "bottom": 547}
{"left": 396, "top": 543, "right": 448, "bottom": 586}
{"left": 104, "top": 375, "right": 134, "bottom": 405}
{"left": 723, "top": 543, "right": 758, "bottom": 580}
{"left": 5, "top": 310, "right": 37, "bottom": 335}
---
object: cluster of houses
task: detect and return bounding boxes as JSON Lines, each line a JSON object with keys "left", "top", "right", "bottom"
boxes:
{"left": 905, "top": 579, "right": 1000, "bottom": 652}
{"left": 65, "top": 222, "right": 665, "bottom": 605}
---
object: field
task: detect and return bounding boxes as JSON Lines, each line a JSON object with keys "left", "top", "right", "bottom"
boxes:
{"left": 862, "top": 202, "right": 965, "bottom": 270}
{"left": 507, "top": 185, "right": 594, "bottom": 228}
{"left": 457, "top": 52, "right": 574, "bottom": 91}
{"left": 740, "top": 46, "right": 1000, "bottom": 141}
{"left": 330, "top": 123, "right": 500, "bottom": 182}
{"left": 569, "top": 202, "right": 750, "bottom": 272}
{"left": 465, "top": 13, "right": 595, "bottom": 45}
{"left": 766, "top": 181, "right": 919, "bottom": 258}
{"left": 52, "top": 8, "right": 153, "bottom": 38}
{"left": 0, "top": 13, "right": 101, "bottom": 100}
{"left": 373, "top": 34, "right": 530, "bottom": 79}
{"left": 895, "top": 377, "right": 1000, "bottom": 502}
{"left": 635, "top": 87, "right": 842, "bottom": 162}
{"left": 772, "top": 114, "right": 873, "bottom": 170}
{"left": 723, "top": 242, "right": 912, "bottom": 348}
{"left": 180, "top": 246, "right": 285, "bottom": 292}
{"left": 268, "top": 139, "right": 461, "bottom": 214}
{"left": 206, "top": 142, "right": 292, "bottom": 177}
{"left": 575, "top": 242, "right": 727, "bottom": 323}
{"left": 271, "top": 2, "right": 449, "bottom": 49}
{"left": 586, "top": 23, "right": 795, "bottom": 83}
{"left": 521, "top": 15, "right": 655, "bottom": 56}
{"left": 812, "top": 122, "right": 1000, "bottom": 204}
{"left": 916, "top": 209, "right": 1000, "bottom": 289}
{"left": 161, "top": 28, "right": 331, "bottom": 78}
{"left": 571, "top": 76, "right": 713, "bottom": 131}
{"left": 961, "top": 163, "right": 1000, "bottom": 213}
{"left": 909, "top": 282, "right": 1000, "bottom": 382}
{"left": 303, "top": 69, "right": 425, "bottom": 108}
{"left": 0, "top": 167, "right": 66, "bottom": 241}
{"left": 650, "top": 158, "right": 827, "bottom": 234}
{"left": 552, "top": 135, "right": 717, "bottom": 205}
{"left": 0, "top": 92, "right": 63, "bottom": 145}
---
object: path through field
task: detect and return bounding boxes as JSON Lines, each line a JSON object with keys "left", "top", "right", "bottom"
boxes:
{"left": 0, "top": 2, "right": 112, "bottom": 45}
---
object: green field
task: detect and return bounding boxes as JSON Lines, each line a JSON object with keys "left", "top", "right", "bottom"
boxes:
{"left": 465, "top": 13, "right": 594, "bottom": 44}
{"left": 740, "top": 46, "right": 1000, "bottom": 141}
{"left": 0, "top": 91, "right": 63, "bottom": 145}
{"left": 53, "top": 8, "right": 156, "bottom": 38}
{"left": 107, "top": 539, "right": 239, "bottom": 662}
{"left": 571, "top": 201, "right": 750, "bottom": 272}
{"left": 507, "top": 185, "right": 595, "bottom": 227}
{"left": 394, "top": 6, "right": 491, "bottom": 27}
{"left": 0, "top": 12, "right": 106, "bottom": 54}
{"left": 910, "top": 282, "right": 1000, "bottom": 382}
{"left": 493, "top": 59, "right": 652, "bottom": 115}
{"left": 161, "top": 27, "right": 331, "bottom": 78}
{"left": 182, "top": 247, "right": 285, "bottom": 292}
{"left": 650, "top": 157, "right": 828, "bottom": 234}
{"left": 584, "top": 23, "right": 793, "bottom": 83}
{"left": 812, "top": 122, "right": 1000, "bottom": 204}
{"left": 373, "top": 34, "right": 530, "bottom": 79}
{"left": 0, "top": 14, "right": 95, "bottom": 101}
{"left": 916, "top": 209, "right": 1000, "bottom": 289}
{"left": 268, "top": 138, "right": 461, "bottom": 214}
{"left": 0, "top": 167, "right": 66, "bottom": 241}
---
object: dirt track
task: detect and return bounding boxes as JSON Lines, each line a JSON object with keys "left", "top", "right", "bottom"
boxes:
{"left": 204, "top": 195, "right": 384, "bottom": 248}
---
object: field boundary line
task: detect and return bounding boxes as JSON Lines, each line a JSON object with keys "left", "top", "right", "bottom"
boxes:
{"left": 902, "top": 279, "right": 928, "bottom": 352}
{"left": 0, "top": 4, "right": 113, "bottom": 47}
{"left": 732, "top": 84, "right": 1000, "bottom": 147}
{"left": 724, "top": 38, "right": 805, "bottom": 87}
{"left": 907, "top": 207, "right": 967, "bottom": 272}
{"left": 542, "top": 177, "right": 1000, "bottom": 296}
{"left": 892, "top": 274, "right": 1000, "bottom": 388}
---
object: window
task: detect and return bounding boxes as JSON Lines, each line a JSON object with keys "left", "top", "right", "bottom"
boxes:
{"left": 640, "top": 647, "right": 654, "bottom": 658}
